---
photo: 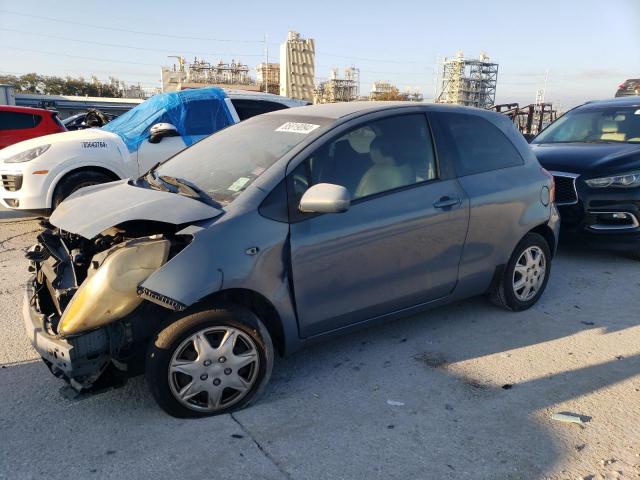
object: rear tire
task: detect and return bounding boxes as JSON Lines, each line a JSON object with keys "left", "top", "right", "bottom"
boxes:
{"left": 490, "top": 232, "right": 551, "bottom": 311}
{"left": 52, "top": 170, "right": 115, "bottom": 209}
{"left": 146, "top": 305, "right": 274, "bottom": 418}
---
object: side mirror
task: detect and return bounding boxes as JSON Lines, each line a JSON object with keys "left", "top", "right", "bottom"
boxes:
{"left": 299, "top": 183, "right": 351, "bottom": 214}
{"left": 148, "top": 123, "right": 179, "bottom": 144}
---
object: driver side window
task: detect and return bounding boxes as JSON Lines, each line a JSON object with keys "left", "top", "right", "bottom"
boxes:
{"left": 290, "top": 113, "right": 437, "bottom": 211}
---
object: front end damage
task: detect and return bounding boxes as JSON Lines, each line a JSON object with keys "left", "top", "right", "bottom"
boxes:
{"left": 24, "top": 221, "right": 191, "bottom": 391}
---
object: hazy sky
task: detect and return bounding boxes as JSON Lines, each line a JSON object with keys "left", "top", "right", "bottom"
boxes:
{"left": 1, "top": 0, "right": 639, "bottom": 109}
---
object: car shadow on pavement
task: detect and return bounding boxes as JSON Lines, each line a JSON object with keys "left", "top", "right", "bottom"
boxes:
{"left": 1, "top": 235, "right": 638, "bottom": 479}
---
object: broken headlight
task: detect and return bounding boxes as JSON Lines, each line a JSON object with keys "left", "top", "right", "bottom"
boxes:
{"left": 58, "top": 238, "right": 170, "bottom": 336}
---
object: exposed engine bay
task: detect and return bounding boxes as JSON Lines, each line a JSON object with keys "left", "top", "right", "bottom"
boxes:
{"left": 25, "top": 220, "right": 192, "bottom": 391}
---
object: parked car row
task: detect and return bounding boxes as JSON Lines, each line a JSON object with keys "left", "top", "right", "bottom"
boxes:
{"left": 4, "top": 86, "right": 639, "bottom": 418}
{"left": 0, "top": 88, "right": 305, "bottom": 210}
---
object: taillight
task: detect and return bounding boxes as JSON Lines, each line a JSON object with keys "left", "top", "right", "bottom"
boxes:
{"left": 541, "top": 167, "right": 555, "bottom": 204}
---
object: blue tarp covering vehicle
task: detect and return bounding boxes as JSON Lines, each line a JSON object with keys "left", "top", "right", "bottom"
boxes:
{"left": 103, "top": 87, "right": 234, "bottom": 152}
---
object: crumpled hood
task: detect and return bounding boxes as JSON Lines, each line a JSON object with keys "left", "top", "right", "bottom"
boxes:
{"left": 0, "top": 128, "right": 121, "bottom": 161}
{"left": 50, "top": 180, "right": 222, "bottom": 239}
{"left": 531, "top": 142, "right": 640, "bottom": 175}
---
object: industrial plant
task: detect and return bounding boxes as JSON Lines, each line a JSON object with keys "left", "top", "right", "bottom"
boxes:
{"left": 279, "top": 31, "right": 316, "bottom": 102}
{"left": 256, "top": 63, "right": 280, "bottom": 94}
{"left": 5, "top": 26, "right": 558, "bottom": 134}
{"left": 161, "top": 56, "right": 256, "bottom": 92}
{"left": 436, "top": 51, "right": 499, "bottom": 108}
{"left": 159, "top": 41, "right": 507, "bottom": 112}
{"left": 313, "top": 67, "right": 360, "bottom": 104}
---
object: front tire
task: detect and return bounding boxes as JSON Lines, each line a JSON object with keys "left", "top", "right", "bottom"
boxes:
{"left": 52, "top": 170, "right": 115, "bottom": 209}
{"left": 490, "top": 232, "right": 551, "bottom": 311}
{"left": 146, "top": 305, "right": 274, "bottom": 418}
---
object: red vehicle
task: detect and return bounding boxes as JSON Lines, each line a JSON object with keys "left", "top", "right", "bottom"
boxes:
{"left": 0, "top": 105, "right": 66, "bottom": 149}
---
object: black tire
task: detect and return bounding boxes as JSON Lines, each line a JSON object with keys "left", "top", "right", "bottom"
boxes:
{"left": 626, "top": 250, "right": 640, "bottom": 261}
{"left": 52, "top": 170, "right": 115, "bottom": 209}
{"left": 490, "top": 232, "right": 551, "bottom": 311}
{"left": 145, "top": 304, "right": 274, "bottom": 418}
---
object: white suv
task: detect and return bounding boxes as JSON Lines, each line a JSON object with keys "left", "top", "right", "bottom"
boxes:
{"left": 0, "top": 88, "right": 305, "bottom": 211}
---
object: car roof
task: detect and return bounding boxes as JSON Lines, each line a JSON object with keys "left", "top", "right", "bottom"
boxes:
{"left": 0, "top": 105, "right": 54, "bottom": 115}
{"left": 263, "top": 100, "right": 497, "bottom": 121}
{"left": 580, "top": 96, "right": 640, "bottom": 109}
{"left": 264, "top": 101, "right": 416, "bottom": 119}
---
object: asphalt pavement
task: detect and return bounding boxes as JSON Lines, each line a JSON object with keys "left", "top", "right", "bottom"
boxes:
{"left": 1, "top": 205, "right": 639, "bottom": 480}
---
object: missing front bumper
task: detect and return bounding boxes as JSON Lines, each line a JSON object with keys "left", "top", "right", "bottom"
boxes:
{"left": 23, "top": 278, "right": 110, "bottom": 381}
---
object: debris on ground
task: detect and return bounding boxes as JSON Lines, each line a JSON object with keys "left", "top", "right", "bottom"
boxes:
{"left": 550, "top": 412, "right": 588, "bottom": 425}
{"left": 386, "top": 400, "right": 405, "bottom": 406}
{"left": 502, "top": 384, "right": 513, "bottom": 390}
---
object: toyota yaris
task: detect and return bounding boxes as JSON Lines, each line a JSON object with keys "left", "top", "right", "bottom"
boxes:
{"left": 24, "top": 102, "right": 559, "bottom": 417}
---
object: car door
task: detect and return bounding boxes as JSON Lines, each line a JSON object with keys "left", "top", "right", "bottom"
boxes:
{"left": 136, "top": 136, "right": 187, "bottom": 174}
{"left": 287, "top": 112, "right": 469, "bottom": 337}
{"left": 427, "top": 110, "right": 534, "bottom": 292}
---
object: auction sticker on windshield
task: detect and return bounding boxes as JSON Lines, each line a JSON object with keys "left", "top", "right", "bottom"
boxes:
{"left": 275, "top": 122, "right": 320, "bottom": 134}
{"left": 228, "top": 177, "right": 251, "bottom": 192}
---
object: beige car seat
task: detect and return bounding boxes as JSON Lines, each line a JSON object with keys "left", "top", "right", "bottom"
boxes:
{"left": 355, "top": 138, "right": 414, "bottom": 198}
{"left": 600, "top": 120, "right": 626, "bottom": 141}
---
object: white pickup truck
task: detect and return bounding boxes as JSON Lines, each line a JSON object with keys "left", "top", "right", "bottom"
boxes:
{"left": 0, "top": 88, "right": 305, "bottom": 211}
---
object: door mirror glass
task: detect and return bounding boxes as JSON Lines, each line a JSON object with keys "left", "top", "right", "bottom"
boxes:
{"left": 299, "top": 183, "right": 351, "bottom": 214}
{"left": 148, "top": 123, "right": 179, "bottom": 144}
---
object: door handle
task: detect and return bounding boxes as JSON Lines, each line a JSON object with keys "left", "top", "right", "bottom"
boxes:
{"left": 433, "top": 196, "right": 461, "bottom": 209}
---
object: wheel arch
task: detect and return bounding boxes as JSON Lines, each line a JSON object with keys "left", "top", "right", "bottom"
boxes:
{"left": 485, "top": 223, "right": 556, "bottom": 295}
{"left": 528, "top": 223, "right": 557, "bottom": 258}
{"left": 46, "top": 165, "right": 122, "bottom": 207}
{"left": 192, "top": 288, "right": 286, "bottom": 357}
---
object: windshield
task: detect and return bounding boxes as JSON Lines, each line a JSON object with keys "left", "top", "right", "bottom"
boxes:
{"left": 155, "top": 115, "right": 331, "bottom": 205}
{"left": 533, "top": 106, "right": 640, "bottom": 144}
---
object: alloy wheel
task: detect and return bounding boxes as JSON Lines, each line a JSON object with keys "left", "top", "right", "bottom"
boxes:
{"left": 168, "top": 326, "right": 260, "bottom": 413}
{"left": 512, "top": 246, "right": 546, "bottom": 302}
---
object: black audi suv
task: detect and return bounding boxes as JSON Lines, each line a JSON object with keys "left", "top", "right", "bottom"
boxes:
{"left": 531, "top": 96, "right": 640, "bottom": 258}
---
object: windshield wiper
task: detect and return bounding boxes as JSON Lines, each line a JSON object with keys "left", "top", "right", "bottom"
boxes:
{"left": 158, "top": 175, "right": 222, "bottom": 207}
{"left": 144, "top": 169, "right": 171, "bottom": 192}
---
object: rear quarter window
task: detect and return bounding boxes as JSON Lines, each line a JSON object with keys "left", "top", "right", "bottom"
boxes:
{"left": 230, "top": 99, "right": 288, "bottom": 121}
{"left": 0, "top": 111, "right": 39, "bottom": 131}
{"left": 430, "top": 112, "right": 524, "bottom": 177}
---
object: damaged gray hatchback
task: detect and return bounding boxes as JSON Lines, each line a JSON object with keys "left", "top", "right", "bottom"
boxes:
{"left": 24, "top": 102, "right": 560, "bottom": 417}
